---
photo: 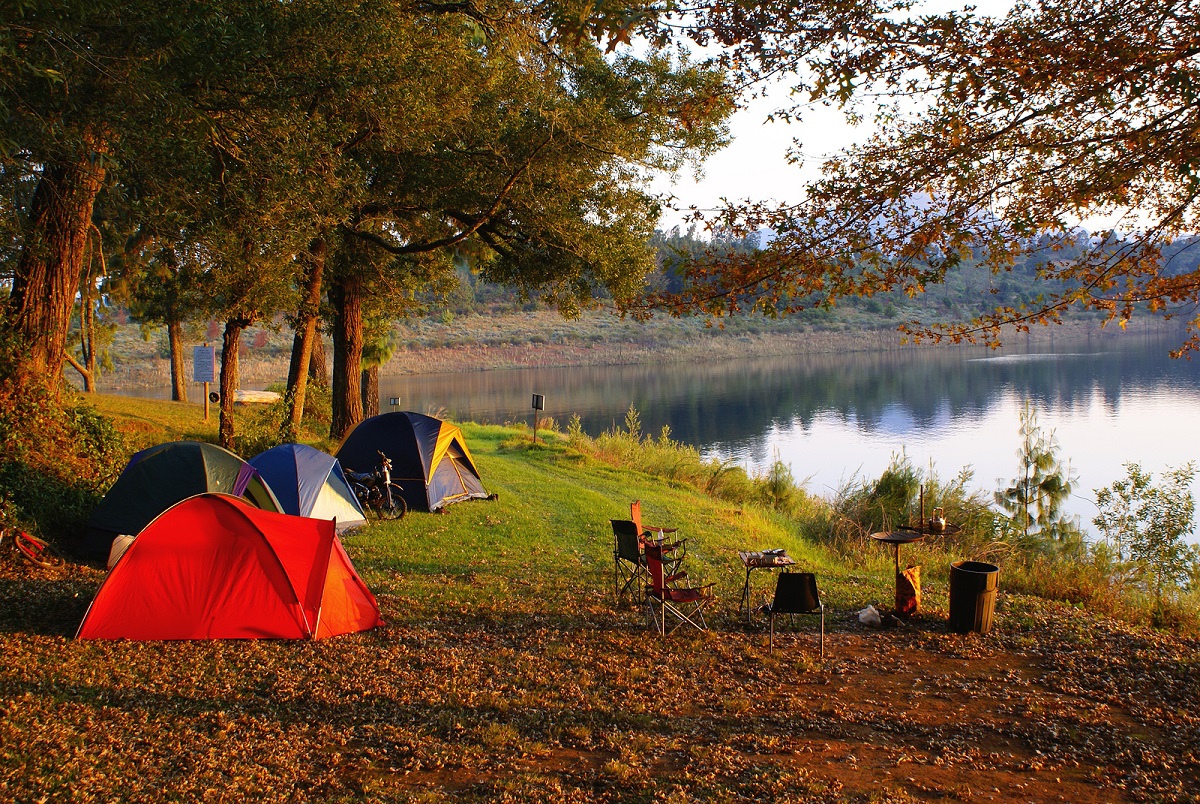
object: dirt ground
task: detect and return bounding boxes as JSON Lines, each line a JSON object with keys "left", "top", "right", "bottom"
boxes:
{"left": 2, "top": 554, "right": 1198, "bottom": 803}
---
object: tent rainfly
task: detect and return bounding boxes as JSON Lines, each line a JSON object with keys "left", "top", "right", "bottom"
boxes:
{"left": 77, "top": 494, "right": 382, "bottom": 640}
{"left": 84, "top": 441, "right": 282, "bottom": 561}
{"left": 336, "top": 412, "right": 489, "bottom": 513}
{"left": 248, "top": 443, "right": 367, "bottom": 532}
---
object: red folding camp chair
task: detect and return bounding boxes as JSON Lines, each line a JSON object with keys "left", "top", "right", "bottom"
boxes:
{"left": 631, "top": 500, "right": 686, "bottom": 565}
{"left": 644, "top": 543, "right": 713, "bottom": 635}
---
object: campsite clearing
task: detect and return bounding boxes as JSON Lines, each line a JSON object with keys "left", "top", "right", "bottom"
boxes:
{"left": 1, "top": 420, "right": 1197, "bottom": 802}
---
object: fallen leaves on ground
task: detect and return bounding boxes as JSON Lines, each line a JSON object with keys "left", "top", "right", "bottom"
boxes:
{"left": 0, "top": 556, "right": 1197, "bottom": 803}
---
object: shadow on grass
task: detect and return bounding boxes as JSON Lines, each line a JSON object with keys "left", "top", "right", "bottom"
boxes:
{"left": 0, "top": 575, "right": 97, "bottom": 637}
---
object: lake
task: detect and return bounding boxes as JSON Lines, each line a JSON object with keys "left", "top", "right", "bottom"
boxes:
{"left": 379, "top": 326, "right": 1200, "bottom": 539}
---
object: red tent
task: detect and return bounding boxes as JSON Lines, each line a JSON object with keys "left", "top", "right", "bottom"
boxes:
{"left": 77, "top": 494, "right": 382, "bottom": 640}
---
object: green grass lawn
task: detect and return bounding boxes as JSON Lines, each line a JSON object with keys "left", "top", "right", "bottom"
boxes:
{"left": 76, "top": 394, "right": 943, "bottom": 621}
{"left": 350, "top": 422, "right": 907, "bottom": 625}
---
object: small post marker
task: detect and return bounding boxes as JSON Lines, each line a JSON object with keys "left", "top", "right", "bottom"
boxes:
{"left": 531, "top": 393, "right": 545, "bottom": 444}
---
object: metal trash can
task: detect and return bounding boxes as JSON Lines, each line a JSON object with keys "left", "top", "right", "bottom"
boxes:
{"left": 948, "top": 560, "right": 1000, "bottom": 634}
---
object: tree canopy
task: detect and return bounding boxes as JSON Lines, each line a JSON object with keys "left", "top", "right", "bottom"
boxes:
{"left": 10, "top": 0, "right": 1200, "bottom": 407}
{"left": 639, "top": 0, "right": 1200, "bottom": 353}
{"left": 1, "top": 0, "right": 733, "bottom": 405}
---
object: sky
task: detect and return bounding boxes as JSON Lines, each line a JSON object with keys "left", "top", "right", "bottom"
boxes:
{"left": 650, "top": 85, "right": 864, "bottom": 231}
{"left": 649, "top": 0, "right": 1020, "bottom": 232}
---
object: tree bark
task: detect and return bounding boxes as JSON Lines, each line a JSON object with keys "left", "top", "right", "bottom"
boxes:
{"left": 361, "top": 365, "right": 379, "bottom": 418}
{"left": 218, "top": 318, "right": 249, "bottom": 450}
{"left": 309, "top": 332, "right": 328, "bottom": 388}
{"left": 330, "top": 273, "right": 364, "bottom": 440}
{"left": 284, "top": 238, "right": 326, "bottom": 436}
{"left": 73, "top": 243, "right": 98, "bottom": 392}
{"left": 168, "top": 319, "right": 187, "bottom": 402}
{"left": 4, "top": 139, "right": 107, "bottom": 392}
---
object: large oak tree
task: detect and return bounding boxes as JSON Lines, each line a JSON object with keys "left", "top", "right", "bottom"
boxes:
{"left": 1, "top": 1, "right": 248, "bottom": 390}
{"left": 294, "top": 9, "right": 734, "bottom": 438}
{"left": 2, "top": 0, "right": 734, "bottom": 440}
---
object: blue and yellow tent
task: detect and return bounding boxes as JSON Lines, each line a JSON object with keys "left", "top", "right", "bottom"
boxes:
{"left": 336, "top": 412, "right": 488, "bottom": 513}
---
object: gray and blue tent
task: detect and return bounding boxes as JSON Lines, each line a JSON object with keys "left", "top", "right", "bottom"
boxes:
{"left": 248, "top": 444, "right": 367, "bottom": 532}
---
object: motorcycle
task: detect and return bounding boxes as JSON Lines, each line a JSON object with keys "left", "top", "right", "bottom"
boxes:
{"left": 346, "top": 451, "right": 407, "bottom": 520}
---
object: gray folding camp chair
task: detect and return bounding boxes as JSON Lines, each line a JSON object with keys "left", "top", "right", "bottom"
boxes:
{"left": 611, "top": 519, "right": 648, "bottom": 604}
{"left": 763, "top": 572, "right": 825, "bottom": 657}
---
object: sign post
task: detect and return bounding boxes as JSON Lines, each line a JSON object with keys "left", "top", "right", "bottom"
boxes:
{"left": 531, "top": 393, "right": 545, "bottom": 444}
{"left": 193, "top": 344, "right": 216, "bottom": 421}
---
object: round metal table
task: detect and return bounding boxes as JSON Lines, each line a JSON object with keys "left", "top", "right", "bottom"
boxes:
{"left": 870, "top": 528, "right": 926, "bottom": 575}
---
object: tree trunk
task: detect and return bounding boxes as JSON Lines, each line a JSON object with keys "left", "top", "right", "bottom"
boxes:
{"left": 4, "top": 140, "right": 107, "bottom": 392}
{"left": 330, "top": 273, "right": 364, "bottom": 440}
{"left": 284, "top": 238, "right": 326, "bottom": 436}
{"left": 168, "top": 319, "right": 187, "bottom": 402}
{"left": 309, "top": 332, "right": 328, "bottom": 388}
{"left": 63, "top": 352, "right": 93, "bottom": 393}
{"left": 218, "top": 318, "right": 249, "bottom": 450}
{"left": 361, "top": 365, "right": 379, "bottom": 418}
{"left": 81, "top": 293, "right": 97, "bottom": 392}
{"left": 73, "top": 242, "right": 98, "bottom": 392}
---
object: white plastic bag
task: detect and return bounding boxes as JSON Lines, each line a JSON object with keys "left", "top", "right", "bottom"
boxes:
{"left": 857, "top": 604, "right": 882, "bottom": 628}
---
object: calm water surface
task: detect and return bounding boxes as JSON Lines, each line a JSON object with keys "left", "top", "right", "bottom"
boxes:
{"left": 380, "top": 329, "right": 1200, "bottom": 537}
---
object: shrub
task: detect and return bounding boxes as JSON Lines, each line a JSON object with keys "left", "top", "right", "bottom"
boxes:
{"left": 753, "top": 452, "right": 805, "bottom": 516}
{"left": 995, "top": 400, "right": 1084, "bottom": 556}
{"left": 0, "top": 376, "right": 126, "bottom": 549}
{"left": 833, "top": 453, "right": 920, "bottom": 537}
{"left": 1093, "top": 461, "right": 1199, "bottom": 614}
{"left": 705, "top": 461, "right": 754, "bottom": 505}
{"left": 567, "top": 413, "right": 585, "bottom": 445}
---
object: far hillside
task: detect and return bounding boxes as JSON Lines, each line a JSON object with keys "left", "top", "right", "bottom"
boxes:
{"left": 70, "top": 228, "right": 1141, "bottom": 394}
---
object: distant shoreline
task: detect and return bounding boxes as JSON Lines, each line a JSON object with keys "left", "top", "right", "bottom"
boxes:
{"left": 83, "top": 315, "right": 1187, "bottom": 394}
{"left": 383, "top": 316, "right": 1182, "bottom": 375}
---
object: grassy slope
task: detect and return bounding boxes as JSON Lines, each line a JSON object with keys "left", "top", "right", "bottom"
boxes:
{"left": 88, "top": 395, "right": 221, "bottom": 446}
{"left": 366, "top": 424, "right": 852, "bottom": 617}
{"left": 83, "top": 394, "right": 925, "bottom": 623}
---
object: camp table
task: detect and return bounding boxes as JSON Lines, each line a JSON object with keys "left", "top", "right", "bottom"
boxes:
{"left": 738, "top": 549, "right": 797, "bottom": 623}
{"left": 870, "top": 529, "right": 927, "bottom": 612}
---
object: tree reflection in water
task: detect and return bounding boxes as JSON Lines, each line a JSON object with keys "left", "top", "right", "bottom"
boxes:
{"left": 383, "top": 328, "right": 1200, "bottom": 536}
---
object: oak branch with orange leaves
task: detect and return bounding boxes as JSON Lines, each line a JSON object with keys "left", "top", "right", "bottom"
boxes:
{"left": 630, "top": 0, "right": 1200, "bottom": 354}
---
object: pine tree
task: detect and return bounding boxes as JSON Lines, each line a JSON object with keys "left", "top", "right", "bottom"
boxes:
{"left": 995, "top": 401, "right": 1083, "bottom": 555}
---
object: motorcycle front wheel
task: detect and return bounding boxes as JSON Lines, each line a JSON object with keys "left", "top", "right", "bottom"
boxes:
{"left": 371, "top": 484, "right": 407, "bottom": 520}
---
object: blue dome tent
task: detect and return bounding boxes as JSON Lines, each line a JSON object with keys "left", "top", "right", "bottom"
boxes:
{"left": 248, "top": 444, "right": 367, "bottom": 532}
